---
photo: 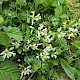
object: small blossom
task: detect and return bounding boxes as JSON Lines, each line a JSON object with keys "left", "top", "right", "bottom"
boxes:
{"left": 57, "top": 27, "right": 62, "bottom": 32}
{"left": 38, "top": 24, "right": 44, "bottom": 30}
{"left": 30, "top": 11, "right": 41, "bottom": 25}
{"left": 63, "top": 21, "right": 67, "bottom": 29}
{"left": 69, "top": 27, "right": 78, "bottom": 32}
{"left": 29, "top": 26, "right": 34, "bottom": 29}
{"left": 29, "top": 44, "right": 38, "bottom": 50}
{"left": 34, "top": 13, "right": 41, "bottom": 21}
{"left": 58, "top": 32, "right": 66, "bottom": 39}
{"left": 40, "top": 52, "right": 50, "bottom": 61}
{"left": 41, "top": 28, "right": 47, "bottom": 36}
{"left": 0, "top": 49, "right": 16, "bottom": 59}
{"left": 20, "top": 66, "right": 32, "bottom": 80}
{"left": 37, "top": 31, "right": 41, "bottom": 39}
{"left": 31, "top": 11, "right": 35, "bottom": 17}
{"left": 43, "top": 44, "right": 53, "bottom": 52}
{"left": 11, "top": 41, "right": 20, "bottom": 48}
{"left": 36, "top": 54, "right": 39, "bottom": 60}
{"left": 51, "top": 54, "right": 57, "bottom": 59}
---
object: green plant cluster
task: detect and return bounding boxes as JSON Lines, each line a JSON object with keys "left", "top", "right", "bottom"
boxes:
{"left": 0, "top": 0, "right": 80, "bottom": 80}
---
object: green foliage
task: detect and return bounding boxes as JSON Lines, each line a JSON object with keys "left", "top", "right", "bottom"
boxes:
{"left": 61, "top": 59, "right": 76, "bottom": 80}
{"left": 0, "top": 0, "right": 80, "bottom": 80}
{"left": 0, "top": 60, "right": 20, "bottom": 80}
{"left": 0, "top": 15, "right": 4, "bottom": 23}
{"left": 0, "top": 32, "right": 10, "bottom": 47}
{"left": 4, "top": 26, "right": 23, "bottom": 41}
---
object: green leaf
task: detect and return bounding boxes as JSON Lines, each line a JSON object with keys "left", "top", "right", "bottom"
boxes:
{"left": 0, "top": 56, "right": 5, "bottom": 61}
{"left": 17, "top": 48, "right": 22, "bottom": 54}
{"left": 61, "top": 59, "right": 75, "bottom": 80}
{"left": 0, "top": 60, "right": 20, "bottom": 80}
{"left": 71, "top": 41, "right": 80, "bottom": 49}
{"left": 0, "top": 32, "right": 10, "bottom": 47}
{"left": 55, "top": 6, "right": 62, "bottom": 16}
{"left": 0, "top": 15, "right": 4, "bottom": 23}
{"left": 60, "top": 14, "right": 68, "bottom": 19}
{"left": 32, "top": 60, "right": 41, "bottom": 72}
{"left": 35, "top": 0, "right": 45, "bottom": 5}
{"left": 39, "top": 76, "right": 46, "bottom": 80}
{"left": 4, "top": 26, "right": 23, "bottom": 41}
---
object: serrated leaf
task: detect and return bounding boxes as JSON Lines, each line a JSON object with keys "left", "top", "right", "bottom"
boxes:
{"left": 0, "top": 60, "right": 20, "bottom": 80}
{"left": 0, "top": 32, "right": 10, "bottom": 47}
{"left": 4, "top": 26, "right": 23, "bottom": 41}
{"left": 61, "top": 59, "right": 75, "bottom": 80}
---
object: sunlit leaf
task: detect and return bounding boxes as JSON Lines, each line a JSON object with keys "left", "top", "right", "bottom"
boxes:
{"left": 4, "top": 26, "right": 23, "bottom": 41}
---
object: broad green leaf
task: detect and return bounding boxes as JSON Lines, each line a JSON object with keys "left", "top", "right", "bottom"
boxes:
{"left": 0, "top": 32, "right": 10, "bottom": 47}
{"left": 0, "top": 60, "right": 20, "bottom": 80}
{"left": 4, "top": 26, "right": 23, "bottom": 41}
{"left": 61, "top": 59, "right": 75, "bottom": 80}
{"left": 0, "top": 15, "right": 4, "bottom": 23}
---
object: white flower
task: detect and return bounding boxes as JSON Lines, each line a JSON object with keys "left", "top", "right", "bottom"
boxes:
{"left": 36, "top": 55, "right": 39, "bottom": 60}
{"left": 58, "top": 34, "right": 62, "bottom": 39}
{"left": 51, "top": 54, "right": 57, "bottom": 59}
{"left": 29, "top": 26, "right": 34, "bottom": 29}
{"left": 40, "top": 52, "right": 50, "bottom": 61}
{"left": 29, "top": 44, "right": 38, "bottom": 50}
{"left": 37, "top": 31, "right": 41, "bottom": 39}
{"left": 63, "top": 21, "right": 67, "bottom": 29}
{"left": 20, "top": 66, "right": 32, "bottom": 80}
{"left": 69, "top": 27, "right": 78, "bottom": 32}
{"left": 34, "top": 13, "right": 41, "bottom": 21}
{"left": 41, "top": 28, "right": 47, "bottom": 36}
{"left": 51, "top": 52, "right": 58, "bottom": 59}
{"left": 57, "top": 27, "right": 62, "bottom": 32}
{"left": 52, "top": 47, "right": 56, "bottom": 51}
{"left": 38, "top": 24, "right": 44, "bottom": 30}
{"left": 44, "top": 35, "right": 53, "bottom": 43}
{"left": 69, "top": 28, "right": 74, "bottom": 31}
{"left": 58, "top": 32, "right": 66, "bottom": 39}
{"left": 0, "top": 49, "right": 16, "bottom": 59}
{"left": 31, "top": 11, "right": 35, "bottom": 17}
{"left": 43, "top": 44, "right": 53, "bottom": 52}
{"left": 11, "top": 41, "right": 20, "bottom": 48}
{"left": 30, "top": 11, "right": 41, "bottom": 25}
